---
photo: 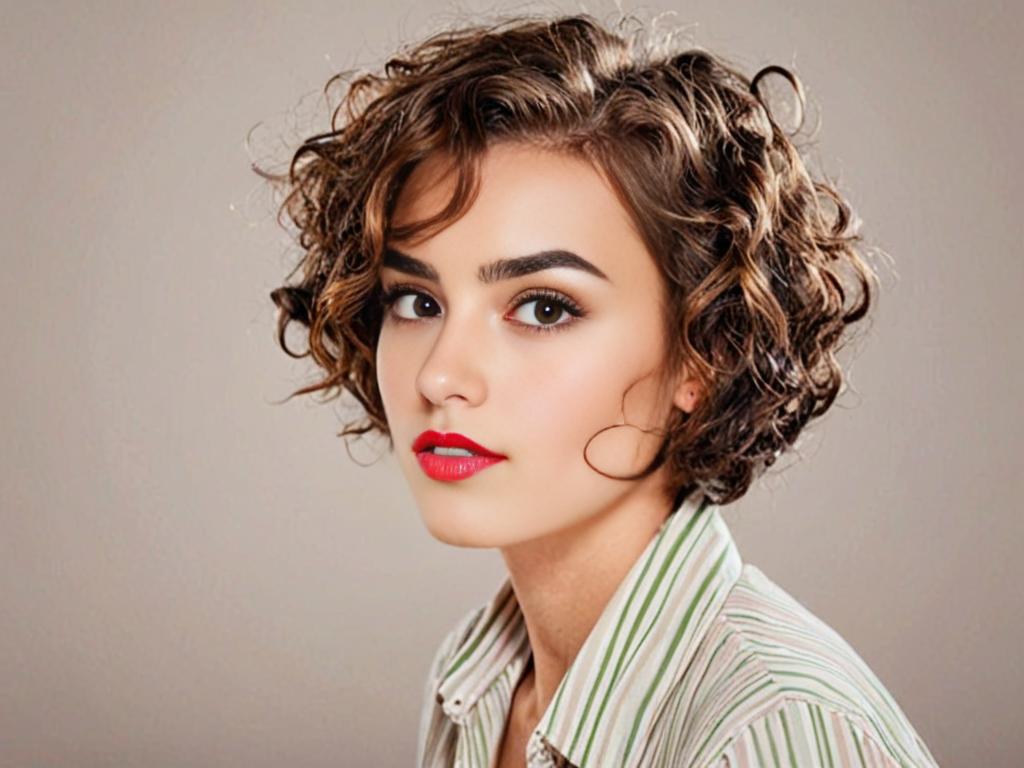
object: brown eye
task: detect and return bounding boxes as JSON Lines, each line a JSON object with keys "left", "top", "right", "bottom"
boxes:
{"left": 511, "top": 297, "right": 570, "bottom": 327}
{"left": 508, "top": 290, "right": 585, "bottom": 334}
{"left": 381, "top": 287, "right": 440, "bottom": 320}
{"left": 380, "top": 283, "right": 585, "bottom": 335}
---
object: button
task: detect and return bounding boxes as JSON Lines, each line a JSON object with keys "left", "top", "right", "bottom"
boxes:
{"left": 526, "top": 730, "right": 558, "bottom": 768}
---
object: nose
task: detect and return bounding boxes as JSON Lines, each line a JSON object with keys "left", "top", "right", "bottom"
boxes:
{"left": 415, "top": 306, "right": 488, "bottom": 409}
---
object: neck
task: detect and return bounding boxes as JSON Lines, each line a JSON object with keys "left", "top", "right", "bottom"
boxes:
{"left": 497, "top": 481, "right": 675, "bottom": 724}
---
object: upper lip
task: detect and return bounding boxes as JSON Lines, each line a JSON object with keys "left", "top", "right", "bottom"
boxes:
{"left": 412, "top": 430, "right": 505, "bottom": 458}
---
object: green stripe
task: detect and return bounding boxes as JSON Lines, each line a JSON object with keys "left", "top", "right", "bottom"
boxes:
{"left": 778, "top": 707, "right": 799, "bottom": 768}
{"left": 750, "top": 725, "right": 768, "bottom": 765}
{"left": 765, "top": 716, "right": 782, "bottom": 768}
{"left": 815, "top": 703, "right": 835, "bottom": 768}
{"left": 443, "top": 588, "right": 515, "bottom": 681}
{"left": 808, "top": 701, "right": 828, "bottom": 768}
{"left": 577, "top": 503, "right": 709, "bottom": 763}
{"left": 544, "top": 647, "right": 568, "bottom": 731}
{"left": 565, "top": 501, "right": 702, "bottom": 759}
{"left": 616, "top": 510, "right": 716, "bottom": 679}
{"left": 621, "top": 543, "right": 729, "bottom": 762}
{"left": 847, "top": 716, "right": 868, "bottom": 768}
{"left": 694, "top": 678, "right": 775, "bottom": 758}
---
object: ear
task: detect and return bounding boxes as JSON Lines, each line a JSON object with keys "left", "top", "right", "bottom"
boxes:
{"left": 671, "top": 366, "right": 703, "bottom": 415}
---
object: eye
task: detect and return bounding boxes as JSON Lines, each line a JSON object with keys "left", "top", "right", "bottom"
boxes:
{"left": 507, "top": 289, "right": 585, "bottom": 334}
{"left": 377, "top": 283, "right": 586, "bottom": 335}
{"left": 378, "top": 284, "right": 441, "bottom": 322}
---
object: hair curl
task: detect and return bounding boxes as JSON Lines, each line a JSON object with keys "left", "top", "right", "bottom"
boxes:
{"left": 256, "top": 12, "right": 879, "bottom": 508}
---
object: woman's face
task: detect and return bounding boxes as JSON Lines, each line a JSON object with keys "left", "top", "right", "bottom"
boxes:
{"left": 376, "top": 141, "right": 693, "bottom": 548}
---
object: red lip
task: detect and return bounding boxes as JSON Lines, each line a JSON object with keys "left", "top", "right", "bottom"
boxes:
{"left": 412, "top": 430, "right": 507, "bottom": 482}
{"left": 412, "top": 430, "right": 505, "bottom": 458}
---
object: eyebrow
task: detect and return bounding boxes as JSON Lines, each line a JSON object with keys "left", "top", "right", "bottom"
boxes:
{"left": 382, "top": 246, "right": 610, "bottom": 284}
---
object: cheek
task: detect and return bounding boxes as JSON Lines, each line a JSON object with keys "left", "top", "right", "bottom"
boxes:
{"left": 375, "top": 327, "right": 411, "bottom": 418}
{"left": 502, "top": 325, "right": 648, "bottom": 465}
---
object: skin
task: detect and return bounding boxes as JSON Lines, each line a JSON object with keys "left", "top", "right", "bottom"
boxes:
{"left": 374, "top": 141, "right": 702, "bottom": 763}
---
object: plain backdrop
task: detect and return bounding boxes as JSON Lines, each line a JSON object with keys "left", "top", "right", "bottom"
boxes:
{"left": 3, "top": 1, "right": 1021, "bottom": 765}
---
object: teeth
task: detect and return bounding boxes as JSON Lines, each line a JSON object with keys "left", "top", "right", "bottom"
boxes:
{"left": 431, "top": 446, "right": 476, "bottom": 457}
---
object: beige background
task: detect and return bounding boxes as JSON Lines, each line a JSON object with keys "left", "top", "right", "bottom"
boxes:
{"left": 2, "top": 1, "right": 1020, "bottom": 766}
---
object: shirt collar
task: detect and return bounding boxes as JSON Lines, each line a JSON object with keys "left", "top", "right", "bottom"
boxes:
{"left": 434, "top": 491, "right": 744, "bottom": 767}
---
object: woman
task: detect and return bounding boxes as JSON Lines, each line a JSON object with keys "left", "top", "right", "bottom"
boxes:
{"left": 261, "top": 13, "right": 940, "bottom": 768}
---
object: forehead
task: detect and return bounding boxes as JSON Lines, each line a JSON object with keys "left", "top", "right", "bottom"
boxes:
{"left": 389, "top": 142, "right": 650, "bottom": 271}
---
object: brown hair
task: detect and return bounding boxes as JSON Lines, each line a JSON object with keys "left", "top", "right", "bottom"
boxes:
{"left": 256, "top": 12, "right": 879, "bottom": 508}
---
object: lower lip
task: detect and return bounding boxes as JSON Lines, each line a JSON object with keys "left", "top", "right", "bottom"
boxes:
{"left": 415, "top": 450, "right": 506, "bottom": 481}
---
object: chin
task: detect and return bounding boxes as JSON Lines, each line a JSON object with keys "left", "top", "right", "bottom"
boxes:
{"left": 418, "top": 503, "right": 497, "bottom": 549}
{"left": 418, "top": 499, "right": 548, "bottom": 549}
{"left": 422, "top": 518, "right": 500, "bottom": 549}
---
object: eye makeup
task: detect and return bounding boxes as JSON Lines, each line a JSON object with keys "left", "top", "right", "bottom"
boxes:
{"left": 377, "top": 282, "right": 587, "bottom": 335}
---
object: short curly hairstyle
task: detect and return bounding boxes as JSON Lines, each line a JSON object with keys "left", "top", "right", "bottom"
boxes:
{"left": 257, "top": 12, "right": 878, "bottom": 508}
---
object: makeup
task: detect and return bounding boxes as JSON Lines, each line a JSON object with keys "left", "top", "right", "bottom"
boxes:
{"left": 412, "top": 430, "right": 507, "bottom": 482}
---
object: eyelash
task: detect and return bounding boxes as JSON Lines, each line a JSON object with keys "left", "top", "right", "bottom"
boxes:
{"left": 377, "top": 282, "right": 586, "bottom": 335}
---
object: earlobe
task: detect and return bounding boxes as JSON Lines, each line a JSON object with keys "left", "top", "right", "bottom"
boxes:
{"left": 671, "top": 372, "right": 702, "bottom": 415}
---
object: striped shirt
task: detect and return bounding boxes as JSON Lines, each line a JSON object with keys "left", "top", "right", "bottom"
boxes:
{"left": 416, "top": 493, "right": 940, "bottom": 767}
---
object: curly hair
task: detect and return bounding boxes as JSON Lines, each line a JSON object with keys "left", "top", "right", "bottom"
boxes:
{"left": 256, "top": 12, "right": 879, "bottom": 508}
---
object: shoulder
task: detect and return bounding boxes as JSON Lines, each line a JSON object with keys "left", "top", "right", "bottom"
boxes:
{"left": 680, "top": 564, "right": 939, "bottom": 767}
{"left": 707, "top": 697, "right": 937, "bottom": 767}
